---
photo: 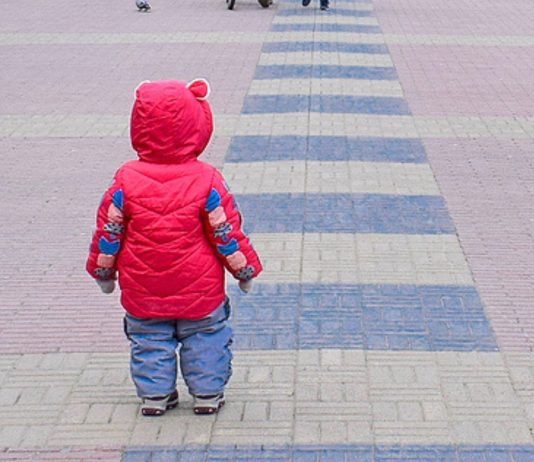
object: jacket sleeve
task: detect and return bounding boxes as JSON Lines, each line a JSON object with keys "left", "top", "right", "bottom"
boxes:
{"left": 201, "top": 170, "right": 262, "bottom": 281}
{"left": 86, "top": 174, "right": 126, "bottom": 281}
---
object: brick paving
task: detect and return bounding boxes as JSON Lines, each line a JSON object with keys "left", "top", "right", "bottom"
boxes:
{"left": 1, "top": 0, "right": 534, "bottom": 460}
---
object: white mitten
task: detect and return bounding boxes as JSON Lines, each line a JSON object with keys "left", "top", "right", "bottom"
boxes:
{"left": 96, "top": 279, "right": 115, "bottom": 294}
{"left": 238, "top": 279, "right": 253, "bottom": 293}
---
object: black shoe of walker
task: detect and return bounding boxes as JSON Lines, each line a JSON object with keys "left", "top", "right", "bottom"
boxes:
{"left": 320, "top": 3, "right": 329, "bottom": 9}
{"left": 136, "top": 0, "right": 151, "bottom": 11}
{"left": 302, "top": 0, "right": 312, "bottom": 6}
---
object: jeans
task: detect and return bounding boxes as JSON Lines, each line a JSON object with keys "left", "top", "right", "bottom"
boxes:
{"left": 123, "top": 298, "right": 233, "bottom": 398}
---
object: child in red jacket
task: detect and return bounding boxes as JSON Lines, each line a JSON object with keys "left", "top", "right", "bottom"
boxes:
{"left": 86, "top": 79, "right": 262, "bottom": 416}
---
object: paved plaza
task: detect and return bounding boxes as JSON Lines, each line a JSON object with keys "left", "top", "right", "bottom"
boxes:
{"left": 1, "top": 0, "right": 534, "bottom": 460}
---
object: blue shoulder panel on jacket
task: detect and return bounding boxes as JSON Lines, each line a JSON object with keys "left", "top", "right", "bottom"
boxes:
{"left": 205, "top": 188, "right": 221, "bottom": 212}
{"left": 112, "top": 189, "right": 124, "bottom": 210}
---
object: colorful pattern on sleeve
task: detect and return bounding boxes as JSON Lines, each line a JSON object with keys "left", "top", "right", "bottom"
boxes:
{"left": 203, "top": 179, "right": 262, "bottom": 281}
{"left": 87, "top": 187, "right": 125, "bottom": 280}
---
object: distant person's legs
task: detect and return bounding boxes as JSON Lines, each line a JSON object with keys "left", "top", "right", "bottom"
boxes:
{"left": 136, "top": 0, "right": 151, "bottom": 12}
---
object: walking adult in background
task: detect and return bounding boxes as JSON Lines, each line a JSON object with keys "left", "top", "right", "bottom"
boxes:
{"left": 302, "top": 0, "right": 329, "bottom": 11}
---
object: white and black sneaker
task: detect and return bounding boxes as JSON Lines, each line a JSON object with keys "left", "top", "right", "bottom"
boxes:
{"left": 193, "top": 393, "right": 225, "bottom": 415}
{"left": 141, "top": 390, "right": 179, "bottom": 416}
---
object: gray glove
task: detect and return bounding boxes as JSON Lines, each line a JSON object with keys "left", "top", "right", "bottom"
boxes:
{"left": 238, "top": 279, "right": 253, "bottom": 293}
{"left": 96, "top": 279, "right": 115, "bottom": 294}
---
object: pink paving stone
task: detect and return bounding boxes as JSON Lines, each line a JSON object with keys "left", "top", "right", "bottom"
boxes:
{"left": 0, "top": 43, "right": 262, "bottom": 115}
{"left": 423, "top": 138, "right": 534, "bottom": 352}
{"left": 1, "top": 0, "right": 276, "bottom": 34}
{"left": 386, "top": 44, "right": 534, "bottom": 116}
{"left": 374, "top": 0, "right": 534, "bottom": 36}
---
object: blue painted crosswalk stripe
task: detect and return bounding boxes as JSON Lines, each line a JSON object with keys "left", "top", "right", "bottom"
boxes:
{"left": 226, "top": 136, "right": 428, "bottom": 163}
{"left": 123, "top": 443, "right": 534, "bottom": 461}
{"left": 272, "top": 23, "right": 382, "bottom": 33}
{"left": 262, "top": 41, "right": 389, "bottom": 54}
{"left": 311, "top": 95, "right": 411, "bottom": 115}
{"left": 236, "top": 193, "right": 455, "bottom": 234}
{"left": 242, "top": 95, "right": 411, "bottom": 115}
{"left": 228, "top": 284, "right": 498, "bottom": 351}
{"left": 283, "top": 0, "right": 372, "bottom": 4}
{"left": 254, "top": 64, "right": 398, "bottom": 80}
{"left": 278, "top": 8, "right": 375, "bottom": 17}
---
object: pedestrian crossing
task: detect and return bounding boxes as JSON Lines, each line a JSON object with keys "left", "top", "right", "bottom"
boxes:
{"left": 223, "top": 0, "right": 497, "bottom": 355}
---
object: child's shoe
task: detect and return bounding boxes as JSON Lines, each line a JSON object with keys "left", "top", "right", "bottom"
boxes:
{"left": 141, "top": 390, "right": 179, "bottom": 416}
{"left": 193, "top": 393, "right": 225, "bottom": 415}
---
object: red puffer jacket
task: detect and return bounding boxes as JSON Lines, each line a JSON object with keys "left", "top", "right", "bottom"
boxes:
{"left": 86, "top": 79, "right": 262, "bottom": 319}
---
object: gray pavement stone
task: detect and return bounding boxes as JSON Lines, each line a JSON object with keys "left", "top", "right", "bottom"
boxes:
{"left": 58, "top": 404, "right": 91, "bottom": 425}
{"left": 0, "top": 426, "right": 25, "bottom": 449}
{"left": 4, "top": 113, "right": 534, "bottom": 139}
{"left": 0, "top": 350, "right": 527, "bottom": 447}
{"left": 0, "top": 389, "right": 20, "bottom": 407}
{"left": 248, "top": 78, "right": 404, "bottom": 97}
{"left": 224, "top": 160, "right": 440, "bottom": 196}
{"left": 18, "top": 426, "right": 53, "bottom": 448}
{"left": 258, "top": 51, "right": 393, "bottom": 67}
{"left": 85, "top": 404, "right": 115, "bottom": 425}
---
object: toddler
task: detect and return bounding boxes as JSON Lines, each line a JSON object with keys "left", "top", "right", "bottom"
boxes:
{"left": 86, "top": 79, "right": 262, "bottom": 416}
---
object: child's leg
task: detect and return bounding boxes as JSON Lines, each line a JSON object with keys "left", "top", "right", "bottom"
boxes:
{"left": 177, "top": 298, "right": 233, "bottom": 400}
{"left": 123, "top": 314, "right": 178, "bottom": 398}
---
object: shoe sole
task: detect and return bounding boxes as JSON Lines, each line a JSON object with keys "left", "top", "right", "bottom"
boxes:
{"left": 141, "top": 392, "right": 179, "bottom": 416}
{"left": 141, "top": 400, "right": 178, "bottom": 416}
{"left": 193, "top": 399, "right": 225, "bottom": 415}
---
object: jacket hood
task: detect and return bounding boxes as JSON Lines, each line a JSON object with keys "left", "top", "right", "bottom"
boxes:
{"left": 130, "top": 79, "right": 213, "bottom": 163}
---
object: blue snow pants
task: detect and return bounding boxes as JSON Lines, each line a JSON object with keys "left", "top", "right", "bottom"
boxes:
{"left": 123, "top": 298, "right": 233, "bottom": 398}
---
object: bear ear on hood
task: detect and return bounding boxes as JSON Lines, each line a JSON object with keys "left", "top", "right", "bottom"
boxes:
{"left": 186, "top": 78, "right": 210, "bottom": 101}
{"left": 134, "top": 80, "right": 151, "bottom": 98}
